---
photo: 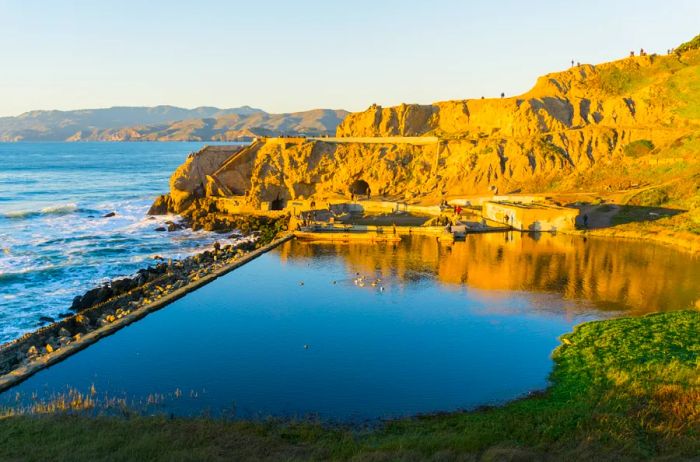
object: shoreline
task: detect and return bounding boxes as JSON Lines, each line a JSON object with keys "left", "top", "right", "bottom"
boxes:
{"left": 575, "top": 226, "right": 700, "bottom": 255}
{"left": 0, "top": 233, "right": 293, "bottom": 394}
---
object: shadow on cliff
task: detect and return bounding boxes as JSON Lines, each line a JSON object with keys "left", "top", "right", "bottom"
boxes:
{"left": 570, "top": 203, "right": 685, "bottom": 229}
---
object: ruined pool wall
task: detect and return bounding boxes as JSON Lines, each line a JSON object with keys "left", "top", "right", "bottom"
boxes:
{"left": 0, "top": 234, "right": 293, "bottom": 394}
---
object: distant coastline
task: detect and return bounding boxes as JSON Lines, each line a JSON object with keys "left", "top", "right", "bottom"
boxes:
{"left": 0, "top": 105, "right": 348, "bottom": 142}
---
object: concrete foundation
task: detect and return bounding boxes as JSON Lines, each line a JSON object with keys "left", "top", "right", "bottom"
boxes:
{"left": 483, "top": 201, "right": 579, "bottom": 232}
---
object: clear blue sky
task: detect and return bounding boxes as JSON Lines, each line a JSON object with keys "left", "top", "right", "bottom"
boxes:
{"left": 0, "top": 0, "right": 698, "bottom": 116}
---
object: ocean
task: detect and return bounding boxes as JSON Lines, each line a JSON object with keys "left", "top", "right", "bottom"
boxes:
{"left": 0, "top": 142, "right": 243, "bottom": 344}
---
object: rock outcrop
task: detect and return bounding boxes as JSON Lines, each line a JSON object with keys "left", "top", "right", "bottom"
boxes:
{"left": 152, "top": 39, "right": 700, "bottom": 213}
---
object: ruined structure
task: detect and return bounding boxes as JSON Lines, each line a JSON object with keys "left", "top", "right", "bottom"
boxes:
{"left": 151, "top": 47, "right": 700, "bottom": 218}
{"left": 483, "top": 202, "right": 579, "bottom": 231}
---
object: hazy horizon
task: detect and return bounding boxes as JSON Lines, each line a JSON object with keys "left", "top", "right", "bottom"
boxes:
{"left": 1, "top": 0, "right": 699, "bottom": 117}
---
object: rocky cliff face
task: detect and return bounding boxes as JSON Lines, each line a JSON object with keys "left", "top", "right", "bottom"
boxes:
{"left": 154, "top": 40, "right": 700, "bottom": 214}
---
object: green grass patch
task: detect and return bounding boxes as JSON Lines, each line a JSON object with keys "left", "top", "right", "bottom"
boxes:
{"left": 676, "top": 33, "right": 700, "bottom": 54}
{"left": 665, "top": 64, "right": 700, "bottom": 120}
{"left": 627, "top": 188, "right": 670, "bottom": 207}
{"left": 623, "top": 139, "right": 655, "bottom": 158}
{"left": 597, "top": 65, "right": 650, "bottom": 95}
{"left": 0, "top": 311, "right": 698, "bottom": 461}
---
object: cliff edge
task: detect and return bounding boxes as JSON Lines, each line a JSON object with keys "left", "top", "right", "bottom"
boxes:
{"left": 153, "top": 35, "right": 700, "bottom": 221}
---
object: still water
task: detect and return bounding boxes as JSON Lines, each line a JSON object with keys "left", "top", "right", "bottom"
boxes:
{"left": 2, "top": 233, "right": 699, "bottom": 421}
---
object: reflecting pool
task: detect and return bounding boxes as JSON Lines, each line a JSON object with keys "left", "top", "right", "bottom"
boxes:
{"left": 2, "top": 233, "right": 698, "bottom": 421}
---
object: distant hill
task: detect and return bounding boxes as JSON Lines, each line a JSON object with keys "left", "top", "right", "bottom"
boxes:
{"left": 0, "top": 106, "right": 349, "bottom": 141}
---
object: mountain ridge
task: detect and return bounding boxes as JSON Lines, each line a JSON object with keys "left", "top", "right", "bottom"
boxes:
{"left": 0, "top": 106, "right": 349, "bottom": 141}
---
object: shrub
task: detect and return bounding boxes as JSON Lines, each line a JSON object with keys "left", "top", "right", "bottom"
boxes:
{"left": 627, "top": 187, "right": 669, "bottom": 206}
{"left": 676, "top": 33, "right": 700, "bottom": 54}
{"left": 623, "top": 139, "right": 655, "bottom": 158}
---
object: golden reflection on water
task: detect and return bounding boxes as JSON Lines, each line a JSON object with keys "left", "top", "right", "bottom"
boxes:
{"left": 278, "top": 233, "right": 700, "bottom": 314}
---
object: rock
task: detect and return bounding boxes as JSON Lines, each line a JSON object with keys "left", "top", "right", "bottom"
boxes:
{"left": 111, "top": 278, "right": 134, "bottom": 294}
{"left": 27, "top": 346, "right": 38, "bottom": 357}
{"left": 58, "top": 327, "right": 71, "bottom": 338}
{"left": 147, "top": 52, "right": 699, "bottom": 209}
{"left": 38, "top": 315, "right": 55, "bottom": 324}
{"left": 166, "top": 147, "right": 237, "bottom": 213}
{"left": 71, "top": 285, "right": 113, "bottom": 311}
{"left": 154, "top": 227, "right": 167, "bottom": 232}
{"left": 45, "top": 344, "right": 54, "bottom": 353}
{"left": 103, "top": 212, "right": 116, "bottom": 218}
{"left": 148, "top": 194, "right": 174, "bottom": 215}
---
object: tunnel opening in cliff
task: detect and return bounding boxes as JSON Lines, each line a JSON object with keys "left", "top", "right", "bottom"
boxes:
{"left": 270, "top": 196, "right": 286, "bottom": 210}
{"left": 349, "top": 179, "right": 370, "bottom": 197}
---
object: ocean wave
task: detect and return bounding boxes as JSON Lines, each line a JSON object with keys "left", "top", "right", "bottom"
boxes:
{"left": 1, "top": 203, "right": 83, "bottom": 219}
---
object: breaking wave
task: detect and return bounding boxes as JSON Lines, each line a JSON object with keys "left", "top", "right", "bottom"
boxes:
{"left": 1, "top": 203, "right": 85, "bottom": 219}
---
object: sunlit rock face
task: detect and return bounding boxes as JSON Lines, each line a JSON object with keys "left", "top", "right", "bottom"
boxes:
{"left": 157, "top": 49, "right": 700, "bottom": 211}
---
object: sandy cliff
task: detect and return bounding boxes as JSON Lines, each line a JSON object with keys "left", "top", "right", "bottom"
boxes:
{"left": 154, "top": 37, "right": 700, "bottom": 215}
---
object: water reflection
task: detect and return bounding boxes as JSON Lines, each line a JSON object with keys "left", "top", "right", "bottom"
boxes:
{"left": 1, "top": 234, "right": 697, "bottom": 421}
{"left": 280, "top": 233, "right": 700, "bottom": 314}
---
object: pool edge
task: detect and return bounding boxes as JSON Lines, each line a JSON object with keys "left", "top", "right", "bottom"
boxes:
{"left": 0, "top": 233, "right": 294, "bottom": 394}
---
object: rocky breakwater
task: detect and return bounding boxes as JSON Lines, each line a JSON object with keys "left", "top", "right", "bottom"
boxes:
{"left": 0, "top": 215, "right": 288, "bottom": 385}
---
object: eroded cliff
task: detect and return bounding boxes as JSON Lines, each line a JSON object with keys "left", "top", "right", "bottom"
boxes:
{"left": 154, "top": 38, "right": 700, "bottom": 214}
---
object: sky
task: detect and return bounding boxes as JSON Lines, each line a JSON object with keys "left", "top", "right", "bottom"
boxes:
{"left": 0, "top": 0, "right": 698, "bottom": 117}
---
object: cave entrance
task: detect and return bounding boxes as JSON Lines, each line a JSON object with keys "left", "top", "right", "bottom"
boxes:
{"left": 270, "top": 196, "right": 285, "bottom": 210}
{"left": 349, "top": 179, "right": 370, "bottom": 197}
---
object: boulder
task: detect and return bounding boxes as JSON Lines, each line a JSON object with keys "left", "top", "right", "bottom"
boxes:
{"left": 71, "top": 285, "right": 113, "bottom": 311}
{"left": 148, "top": 194, "right": 174, "bottom": 215}
{"left": 111, "top": 278, "right": 134, "bottom": 294}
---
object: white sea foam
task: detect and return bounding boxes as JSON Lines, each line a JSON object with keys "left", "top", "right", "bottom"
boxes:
{"left": 2, "top": 202, "right": 80, "bottom": 219}
{"left": 0, "top": 141, "right": 225, "bottom": 343}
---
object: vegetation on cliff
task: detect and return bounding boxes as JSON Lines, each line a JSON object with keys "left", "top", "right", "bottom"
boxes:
{"left": 0, "top": 310, "right": 697, "bottom": 461}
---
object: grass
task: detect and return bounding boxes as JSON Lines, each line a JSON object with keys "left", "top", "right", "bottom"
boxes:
{"left": 676, "top": 33, "right": 700, "bottom": 54}
{"left": 597, "top": 65, "right": 650, "bottom": 95}
{"left": 623, "top": 139, "right": 655, "bottom": 159}
{"left": 0, "top": 310, "right": 697, "bottom": 461}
